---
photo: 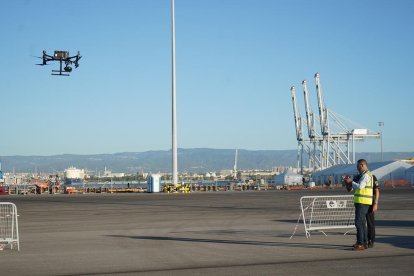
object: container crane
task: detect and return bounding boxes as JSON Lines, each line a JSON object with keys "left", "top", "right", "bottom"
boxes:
{"left": 315, "top": 72, "right": 328, "bottom": 136}
{"left": 290, "top": 72, "right": 381, "bottom": 173}
{"left": 291, "top": 86, "right": 303, "bottom": 143}
{"left": 302, "top": 80, "right": 316, "bottom": 139}
{"left": 302, "top": 80, "right": 322, "bottom": 171}
{"left": 291, "top": 86, "right": 305, "bottom": 172}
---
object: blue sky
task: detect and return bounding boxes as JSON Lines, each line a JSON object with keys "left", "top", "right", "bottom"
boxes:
{"left": 0, "top": 0, "right": 413, "bottom": 156}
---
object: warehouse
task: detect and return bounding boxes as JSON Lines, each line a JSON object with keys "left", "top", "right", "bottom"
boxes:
{"left": 405, "top": 166, "right": 414, "bottom": 185}
{"left": 311, "top": 161, "right": 412, "bottom": 185}
{"left": 273, "top": 170, "right": 303, "bottom": 185}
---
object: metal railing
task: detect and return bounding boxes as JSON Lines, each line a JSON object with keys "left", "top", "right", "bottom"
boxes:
{"left": 0, "top": 202, "right": 20, "bottom": 251}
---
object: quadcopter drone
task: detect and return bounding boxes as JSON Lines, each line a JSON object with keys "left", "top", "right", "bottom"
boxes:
{"left": 35, "top": 50, "right": 82, "bottom": 76}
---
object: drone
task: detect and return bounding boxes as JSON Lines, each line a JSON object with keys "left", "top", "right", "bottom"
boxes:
{"left": 35, "top": 50, "right": 82, "bottom": 76}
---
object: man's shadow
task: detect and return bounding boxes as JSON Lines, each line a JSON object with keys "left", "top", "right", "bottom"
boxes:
{"left": 277, "top": 219, "right": 414, "bottom": 249}
{"left": 375, "top": 220, "right": 414, "bottom": 250}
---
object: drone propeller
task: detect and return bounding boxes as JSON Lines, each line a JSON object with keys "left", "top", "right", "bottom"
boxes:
{"left": 32, "top": 54, "right": 49, "bottom": 66}
{"left": 74, "top": 52, "right": 82, "bottom": 68}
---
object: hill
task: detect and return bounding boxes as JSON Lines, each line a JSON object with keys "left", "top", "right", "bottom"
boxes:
{"left": 0, "top": 148, "right": 413, "bottom": 173}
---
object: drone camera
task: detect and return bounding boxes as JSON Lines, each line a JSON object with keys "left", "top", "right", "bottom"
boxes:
{"left": 54, "top": 50, "right": 69, "bottom": 60}
{"left": 64, "top": 66, "right": 72, "bottom": 72}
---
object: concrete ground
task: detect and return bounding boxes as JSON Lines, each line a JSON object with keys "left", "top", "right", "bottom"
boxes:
{"left": 0, "top": 188, "right": 413, "bottom": 275}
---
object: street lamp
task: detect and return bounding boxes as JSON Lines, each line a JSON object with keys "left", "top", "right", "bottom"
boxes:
{"left": 171, "top": 0, "right": 178, "bottom": 185}
{"left": 378, "top": 122, "right": 384, "bottom": 161}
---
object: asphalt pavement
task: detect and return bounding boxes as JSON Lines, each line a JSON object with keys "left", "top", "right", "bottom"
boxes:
{"left": 0, "top": 188, "right": 413, "bottom": 275}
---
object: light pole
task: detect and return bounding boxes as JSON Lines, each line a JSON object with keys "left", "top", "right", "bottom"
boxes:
{"left": 171, "top": 0, "right": 178, "bottom": 185}
{"left": 378, "top": 122, "right": 384, "bottom": 161}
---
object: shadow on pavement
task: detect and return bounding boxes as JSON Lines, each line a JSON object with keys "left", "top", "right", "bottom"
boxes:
{"left": 376, "top": 220, "right": 414, "bottom": 228}
{"left": 107, "top": 235, "right": 350, "bottom": 250}
{"left": 376, "top": 234, "right": 414, "bottom": 250}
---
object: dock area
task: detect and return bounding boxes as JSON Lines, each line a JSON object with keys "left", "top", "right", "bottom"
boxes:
{"left": 0, "top": 188, "right": 413, "bottom": 275}
{"left": 1, "top": 181, "right": 342, "bottom": 195}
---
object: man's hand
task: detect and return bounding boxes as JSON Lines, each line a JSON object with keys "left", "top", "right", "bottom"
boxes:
{"left": 342, "top": 176, "right": 353, "bottom": 192}
{"left": 343, "top": 176, "right": 353, "bottom": 184}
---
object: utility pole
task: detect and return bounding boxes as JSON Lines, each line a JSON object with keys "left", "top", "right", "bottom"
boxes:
{"left": 378, "top": 122, "right": 384, "bottom": 161}
{"left": 171, "top": 0, "right": 178, "bottom": 186}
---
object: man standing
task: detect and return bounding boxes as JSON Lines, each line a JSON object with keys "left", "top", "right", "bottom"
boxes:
{"left": 367, "top": 175, "right": 380, "bottom": 248}
{"left": 343, "top": 159, "right": 374, "bottom": 251}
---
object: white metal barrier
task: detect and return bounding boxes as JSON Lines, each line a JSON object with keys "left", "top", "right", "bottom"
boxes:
{"left": 296, "top": 195, "right": 355, "bottom": 238}
{"left": 0, "top": 202, "right": 20, "bottom": 251}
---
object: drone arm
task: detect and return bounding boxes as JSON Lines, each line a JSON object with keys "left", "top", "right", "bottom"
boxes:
{"left": 69, "top": 53, "right": 82, "bottom": 68}
{"left": 68, "top": 52, "right": 81, "bottom": 60}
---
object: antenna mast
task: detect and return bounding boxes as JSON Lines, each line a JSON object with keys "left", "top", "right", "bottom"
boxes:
{"left": 233, "top": 149, "right": 238, "bottom": 179}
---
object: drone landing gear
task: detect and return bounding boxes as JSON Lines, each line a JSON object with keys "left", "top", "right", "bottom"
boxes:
{"left": 51, "top": 60, "right": 70, "bottom": 76}
{"left": 51, "top": 70, "right": 70, "bottom": 76}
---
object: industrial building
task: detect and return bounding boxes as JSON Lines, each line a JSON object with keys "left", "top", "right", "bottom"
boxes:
{"left": 273, "top": 170, "right": 303, "bottom": 186}
{"left": 405, "top": 166, "right": 414, "bottom": 184}
{"left": 64, "top": 167, "right": 85, "bottom": 180}
{"left": 311, "top": 161, "right": 413, "bottom": 185}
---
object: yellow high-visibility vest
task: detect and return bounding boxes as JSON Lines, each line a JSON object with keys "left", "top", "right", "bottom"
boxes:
{"left": 354, "top": 171, "right": 373, "bottom": 205}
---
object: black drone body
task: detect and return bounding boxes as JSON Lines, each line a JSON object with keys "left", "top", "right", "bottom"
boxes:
{"left": 36, "top": 50, "right": 82, "bottom": 76}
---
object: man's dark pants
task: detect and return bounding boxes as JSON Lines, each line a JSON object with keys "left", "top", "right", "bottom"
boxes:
{"left": 355, "top": 203, "right": 370, "bottom": 245}
{"left": 366, "top": 205, "right": 375, "bottom": 242}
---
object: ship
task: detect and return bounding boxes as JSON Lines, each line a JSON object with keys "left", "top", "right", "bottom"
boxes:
{"left": 64, "top": 167, "right": 85, "bottom": 185}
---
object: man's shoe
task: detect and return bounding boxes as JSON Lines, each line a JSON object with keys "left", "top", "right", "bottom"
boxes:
{"left": 352, "top": 244, "right": 367, "bottom": 251}
{"left": 368, "top": 241, "right": 374, "bottom": 248}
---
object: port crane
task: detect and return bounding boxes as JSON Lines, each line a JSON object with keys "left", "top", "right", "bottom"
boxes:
{"left": 290, "top": 73, "right": 381, "bottom": 173}
{"left": 291, "top": 83, "right": 321, "bottom": 173}
{"left": 302, "top": 80, "right": 323, "bottom": 172}
{"left": 291, "top": 85, "right": 307, "bottom": 172}
{"left": 35, "top": 50, "right": 82, "bottom": 76}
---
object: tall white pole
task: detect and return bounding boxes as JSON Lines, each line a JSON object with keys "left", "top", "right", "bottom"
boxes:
{"left": 378, "top": 122, "right": 384, "bottom": 161}
{"left": 172, "top": 0, "right": 178, "bottom": 185}
{"left": 233, "top": 149, "right": 238, "bottom": 179}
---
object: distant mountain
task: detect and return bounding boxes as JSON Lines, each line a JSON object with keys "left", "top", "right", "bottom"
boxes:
{"left": 0, "top": 149, "right": 413, "bottom": 173}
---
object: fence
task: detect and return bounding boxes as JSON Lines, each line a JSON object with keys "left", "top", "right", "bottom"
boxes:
{"left": 0, "top": 202, "right": 20, "bottom": 251}
{"left": 299, "top": 195, "right": 355, "bottom": 238}
{"left": 383, "top": 179, "right": 409, "bottom": 187}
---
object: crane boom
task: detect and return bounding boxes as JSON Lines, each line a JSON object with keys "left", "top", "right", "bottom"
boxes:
{"left": 315, "top": 72, "right": 328, "bottom": 135}
{"left": 302, "top": 80, "right": 315, "bottom": 139}
{"left": 291, "top": 86, "right": 303, "bottom": 141}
